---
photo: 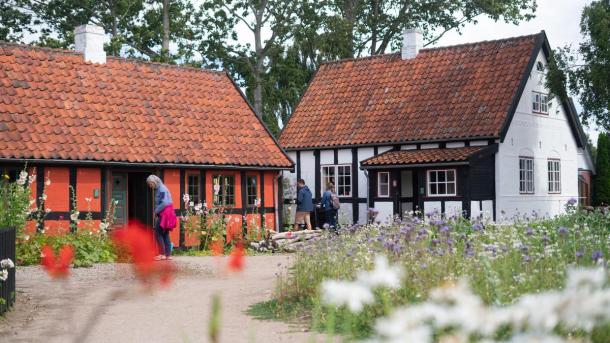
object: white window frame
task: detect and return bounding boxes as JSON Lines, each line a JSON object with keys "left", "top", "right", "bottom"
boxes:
{"left": 321, "top": 164, "right": 352, "bottom": 197}
{"left": 426, "top": 169, "right": 457, "bottom": 197}
{"left": 532, "top": 91, "right": 549, "bottom": 114}
{"left": 519, "top": 157, "right": 535, "bottom": 194}
{"left": 377, "top": 172, "right": 390, "bottom": 197}
{"left": 547, "top": 159, "right": 561, "bottom": 194}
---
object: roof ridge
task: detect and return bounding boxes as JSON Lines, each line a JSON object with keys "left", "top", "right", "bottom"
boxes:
{"left": 107, "top": 55, "right": 225, "bottom": 74}
{"left": 0, "top": 40, "right": 225, "bottom": 75}
{"left": 320, "top": 31, "right": 542, "bottom": 66}
{"left": 0, "top": 40, "right": 82, "bottom": 56}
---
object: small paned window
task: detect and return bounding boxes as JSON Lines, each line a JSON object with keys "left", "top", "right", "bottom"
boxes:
{"left": 519, "top": 157, "right": 535, "bottom": 194}
{"left": 427, "top": 169, "right": 457, "bottom": 196}
{"left": 378, "top": 172, "right": 390, "bottom": 197}
{"left": 213, "top": 174, "right": 235, "bottom": 206}
{"left": 246, "top": 175, "right": 258, "bottom": 206}
{"left": 186, "top": 173, "right": 200, "bottom": 204}
{"left": 532, "top": 91, "right": 549, "bottom": 114}
{"left": 548, "top": 159, "right": 561, "bottom": 194}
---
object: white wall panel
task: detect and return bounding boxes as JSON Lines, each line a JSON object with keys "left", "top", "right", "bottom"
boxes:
{"left": 320, "top": 150, "right": 334, "bottom": 165}
{"left": 421, "top": 143, "right": 439, "bottom": 149}
{"left": 401, "top": 144, "right": 417, "bottom": 150}
{"left": 358, "top": 147, "right": 374, "bottom": 198}
{"left": 338, "top": 149, "right": 352, "bottom": 164}
{"left": 300, "top": 150, "right": 316, "bottom": 190}
{"left": 374, "top": 202, "right": 394, "bottom": 223}
{"left": 445, "top": 201, "right": 462, "bottom": 217}
{"left": 496, "top": 50, "right": 579, "bottom": 219}
{"left": 423, "top": 201, "right": 442, "bottom": 215}
{"left": 446, "top": 142, "right": 466, "bottom": 148}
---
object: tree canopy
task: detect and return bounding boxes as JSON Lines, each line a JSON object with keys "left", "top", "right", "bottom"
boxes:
{"left": 1, "top": 0, "right": 539, "bottom": 135}
{"left": 547, "top": 0, "right": 610, "bottom": 131}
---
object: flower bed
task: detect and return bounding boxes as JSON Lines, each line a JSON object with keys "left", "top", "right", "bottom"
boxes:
{"left": 271, "top": 208, "right": 610, "bottom": 341}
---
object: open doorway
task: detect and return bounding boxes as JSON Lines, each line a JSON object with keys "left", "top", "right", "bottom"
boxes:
{"left": 110, "top": 171, "right": 154, "bottom": 228}
{"left": 128, "top": 172, "right": 154, "bottom": 228}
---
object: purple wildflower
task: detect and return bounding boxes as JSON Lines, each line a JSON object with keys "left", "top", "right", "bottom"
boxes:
{"left": 575, "top": 250, "right": 583, "bottom": 258}
{"left": 440, "top": 225, "right": 451, "bottom": 233}
{"left": 567, "top": 198, "right": 577, "bottom": 206}
{"left": 592, "top": 251, "right": 604, "bottom": 262}
{"left": 525, "top": 227, "right": 534, "bottom": 236}
{"left": 541, "top": 235, "right": 550, "bottom": 244}
{"left": 472, "top": 223, "right": 484, "bottom": 231}
{"left": 523, "top": 255, "right": 531, "bottom": 263}
{"left": 557, "top": 227, "right": 568, "bottom": 235}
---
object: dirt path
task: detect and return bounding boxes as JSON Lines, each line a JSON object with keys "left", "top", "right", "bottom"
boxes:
{"left": 0, "top": 255, "right": 329, "bottom": 343}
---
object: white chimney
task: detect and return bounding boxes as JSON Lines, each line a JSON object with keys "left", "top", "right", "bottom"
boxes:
{"left": 401, "top": 28, "right": 422, "bottom": 60}
{"left": 74, "top": 24, "right": 106, "bottom": 64}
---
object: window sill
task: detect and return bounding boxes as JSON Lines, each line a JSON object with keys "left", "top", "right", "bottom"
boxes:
{"left": 532, "top": 111, "right": 549, "bottom": 116}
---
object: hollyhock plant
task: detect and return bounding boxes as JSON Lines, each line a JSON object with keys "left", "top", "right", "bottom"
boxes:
{"left": 41, "top": 245, "right": 74, "bottom": 279}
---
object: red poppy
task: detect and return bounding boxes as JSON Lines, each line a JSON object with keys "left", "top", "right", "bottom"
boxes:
{"left": 41, "top": 245, "right": 74, "bottom": 279}
{"left": 227, "top": 242, "right": 244, "bottom": 272}
{"left": 112, "top": 221, "right": 175, "bottom": 286}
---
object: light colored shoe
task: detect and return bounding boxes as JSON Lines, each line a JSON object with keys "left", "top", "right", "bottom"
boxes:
{"left": 154, "top": 255, "right": 166, "bottom": 261}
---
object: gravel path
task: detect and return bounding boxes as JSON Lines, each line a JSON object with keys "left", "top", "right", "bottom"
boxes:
{"left": 0, "top": 256, "right": 330, "bottom": 343}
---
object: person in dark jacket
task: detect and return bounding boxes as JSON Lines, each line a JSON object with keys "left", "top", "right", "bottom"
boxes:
{"left": 147, "top": 174, "right": 173, "bottom": 260}
{"left": 321, "top": 181, "right": 338, "bottom": 230}
{"left": 294, "top": 179, "right": 313, "bottom": 231}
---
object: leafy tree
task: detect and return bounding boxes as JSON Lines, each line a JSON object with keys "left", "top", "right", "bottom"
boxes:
{"left": 547, "top": 1, "right": 610, "bottom": 130}
{"left": 197, "top": 0, "right": 301, "bottom": 131}
{"left": 0, "top": 0, "right": 36, "bottom": 42}
{"left": 324, "top": 0, "right": 538, "bottom": 58}
{"left": 594, "top": 133, "right": 610, "bottom": 205}
{"left": 4, "top": 0, "right": 196, "bottom": 63}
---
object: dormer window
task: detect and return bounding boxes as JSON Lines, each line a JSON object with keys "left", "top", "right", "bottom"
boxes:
{"left": 536, "top": 61, "right": 545, "bottom": 72}
{"left": 532, "top": 91, "right": 548, "bottom": 114}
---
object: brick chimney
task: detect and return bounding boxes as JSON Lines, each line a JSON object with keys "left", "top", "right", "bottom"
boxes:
{"left": 74, "top": 24, "right": 106, "bottom": 64}
{"left": 401, "top": 28, "right": 422, "bottom": 60}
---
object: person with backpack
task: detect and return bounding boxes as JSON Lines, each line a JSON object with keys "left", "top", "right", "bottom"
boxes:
{"left": 294, "top": 179, "right": 313, "bottom": 231}
{"left": 321, "top": 181, "right": 339, "bottom": 230}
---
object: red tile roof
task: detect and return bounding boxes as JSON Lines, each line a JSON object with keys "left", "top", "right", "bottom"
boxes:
{"left": 0, "top": 43, "right": 293, "bottom": 168}
{"left": 361, "top": 146, "right": 486, "bottom": 167}
{"left": 280, "top": 33, "right": 541, "bottom": 149}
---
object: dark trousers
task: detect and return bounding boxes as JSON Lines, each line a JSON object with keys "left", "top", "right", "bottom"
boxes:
{"left": 325, "top": 209, "right": 338, "bottom": 229}
{"left": 155, "top": 219, "right": 172, "bottom": 256}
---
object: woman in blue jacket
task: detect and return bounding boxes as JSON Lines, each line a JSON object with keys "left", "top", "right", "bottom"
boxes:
{"left": 147, "top": 174, "right": 173, "bottom": 260}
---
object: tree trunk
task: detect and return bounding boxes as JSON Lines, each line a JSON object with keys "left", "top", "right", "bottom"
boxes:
{"left": 252, "top": 4, "right": 265, "bottom": 117}
{"left": 370, "top": 0, "right": 379, "bottom": 55}
{"left": 162, "top": 0, "right": 170, "bottom": 53}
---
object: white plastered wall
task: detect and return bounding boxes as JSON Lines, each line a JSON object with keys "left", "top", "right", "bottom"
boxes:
{"left": 496, "top": 50, "right": 579, "bottom": 220}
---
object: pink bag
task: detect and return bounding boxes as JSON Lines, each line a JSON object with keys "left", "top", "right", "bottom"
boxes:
{"left": 159, "top": 204, "right": 177, "bottom": 231}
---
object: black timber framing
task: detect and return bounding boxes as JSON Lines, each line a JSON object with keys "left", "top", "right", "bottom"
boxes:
{"left": 351, "top": 148, "right": 359, "bottom": 223}
{"left": 100, "top": 167, "right": 107, "bottom": 220}
{"left": 314, "top": 150, "right": 321, "bottom": 199}
{"left": 69, "top": 166, "right": 77, "bottom": 233}
{"left": 260, "top": 171, "right": 265, "bottom": 227}
{"left": 36, "top": 165, "right": 44, "bottom": 231}
{"left": 296, "top": 151, "right": 301, "bottom": 181}
{"left": 179, "top": 169, "right": 186, "bottom": 247}
{"left": 200, "top": 169, "right": 206, "bottom": 205}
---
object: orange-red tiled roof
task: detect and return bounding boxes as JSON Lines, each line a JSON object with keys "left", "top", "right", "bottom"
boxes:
{"left": 0, "top": 43, "right": 293, "bottom": 168}
{"left": 361, "top": 146, "right": 487, "bottom": 167}
{"left": 280, "top": 33, "right": 541, "bottom": 149}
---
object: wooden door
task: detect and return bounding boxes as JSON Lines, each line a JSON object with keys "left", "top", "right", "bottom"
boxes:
{"left": 111, "top": 173, "right": 128, "bottom": 227}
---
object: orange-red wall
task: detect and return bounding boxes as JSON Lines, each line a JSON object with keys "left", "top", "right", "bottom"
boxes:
{"left": 18, "top": 165, "right": 281, "bottom": 246}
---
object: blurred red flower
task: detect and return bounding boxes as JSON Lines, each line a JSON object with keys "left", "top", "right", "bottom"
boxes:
{"left": 228, "top": 242, "right": 244, "bottom": 272}
{"left": 112, "top": 221, "right": 175, "bottom": 286}
{"left": 210, "top": 240, "right": 223, "bottom": 256}
{"left": 41, "top": 245, "right": 74, "bottom": 279}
